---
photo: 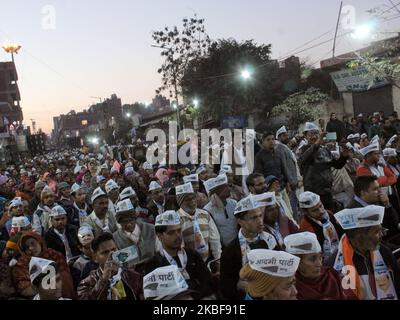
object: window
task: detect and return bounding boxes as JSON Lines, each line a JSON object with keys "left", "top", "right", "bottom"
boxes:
{"left": 81, "top": 120, "right": 88, "bottom": 126}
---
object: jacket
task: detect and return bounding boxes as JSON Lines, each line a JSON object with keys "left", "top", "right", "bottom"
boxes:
{"left": 298, "top": 143, "right": 348, "bottom": 195}
{"left": 112, "top": 221, "right": 156, "bottom": 264}
{"left": 12, "top": 231, "right": 76, "bottom": 299}
{"left": 58, "top": 198, "right": 80, "bottom": 227}
{"left": 255, "top": 147, "right": 287, "bottom": 186}
{"left": 144, "top": 249, "right": 214, "bottom": 299}
{"left": 356, "top": 163, "right": 397, "bottom": 188}
{"left": 44, "top": 224, "right": 80, "bottom": 259}
{"left": 299, "top": 211, "right": 344, "bottom": 250}
{"left": 77, "top": 267, "right": 143, "bottom": 300}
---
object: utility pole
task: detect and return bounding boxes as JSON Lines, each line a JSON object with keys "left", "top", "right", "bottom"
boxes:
{"left": 332, "top": 1, "right": 343, "bottom": 58}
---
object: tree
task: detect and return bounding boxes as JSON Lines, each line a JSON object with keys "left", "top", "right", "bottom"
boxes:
{"left": 181, "top": 39, "right": 283, "bottom": 121}
{"left": 113, "top": 115, "right": 132, "bottom": 143}
{"left": 347, "top": 54, "right": 400, "bottom": 89}
{"left": 271, "top": 88, "right": 329, "bottom": 129}
{"left": 152, "top": 15, "right": 212, "bottom": 108}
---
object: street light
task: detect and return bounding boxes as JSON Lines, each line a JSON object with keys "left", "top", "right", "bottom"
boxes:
{"left": 126, "top": 112, "right": 131, "bottom": 118}
{"left": 241, "top": 69, "right": 252, "bottom": 80}
{"left": 2, "top": 43, "right": 21, "bottom": 62}
{"left": 351, "top": 23, "right": 374, "bottom": 40}
{"left": 144, "top": 101, "right": 150, "bottom": 107}
{"left": 193, "top": 99, "right": 199, "bottom": 108}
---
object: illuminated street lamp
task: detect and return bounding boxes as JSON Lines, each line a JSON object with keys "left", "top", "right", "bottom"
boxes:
{"left": 193, "top": 99, "right": 199, "bottom": 108}
{"left": 2, "top": 43, "right": 21, "bottom": 62}
{"left": 126, "top": 112, "right": 131, "bottom": 118}
{"left": 144, "top": 101, "right": 150, "bottom": 107}
{"left": 241, "top": 69, "right": 252, "bottom": 80}
{"left": 351, "top": 24, "right": 374, "bottom": 39}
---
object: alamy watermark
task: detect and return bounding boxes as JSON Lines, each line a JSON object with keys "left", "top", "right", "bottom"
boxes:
{"left": 145, "top": 122, "right": 254, "bottom": 176}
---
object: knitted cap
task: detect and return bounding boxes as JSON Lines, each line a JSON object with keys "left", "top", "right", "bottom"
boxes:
{"left": 239, "top": 263, "right": 284, "bottom": 299}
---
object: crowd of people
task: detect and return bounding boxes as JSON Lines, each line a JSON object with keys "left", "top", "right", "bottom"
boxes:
{"left": 0, "top": 111, "right": 399, "bottom": 300}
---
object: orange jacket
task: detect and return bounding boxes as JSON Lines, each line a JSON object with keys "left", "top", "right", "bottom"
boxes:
{"left": 356, "top": 163, "right": 397, "bottom": 187}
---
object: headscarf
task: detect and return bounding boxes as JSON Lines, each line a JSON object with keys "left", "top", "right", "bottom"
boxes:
{"left": 239, "top": 263, "right": 284, "bottom": 299}
{"left": 155, "top": 168, "right": 169, "bottom": 187}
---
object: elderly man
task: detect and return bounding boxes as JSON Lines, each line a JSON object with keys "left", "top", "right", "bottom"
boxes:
{"left": 44, "top": 205, "right": 80, "bottom": 262}
{"left": 183, "top": 173, "right": 208, "bottom": 209}
{"left": 262, "top": 190, "right": 298, "bottom": 249}
{"left": 203, "top": 174, "right": 238, "bottom": 248}
{"left": 175, "top": 182, "right": 221, "bottom": 263}
{"left": 298, "top": 122, "right": 349, "bottom": 211}
{"left": 83, "top": 187, "right": 118, "bottom": 237}
{"left": 299, "top": 191, "right": 342, "bottom": 261}
{"left": 331, "top": 206, "right": 400, "bottom": 300}
{"left": 112, "top": 199, "right": 157, "bottom": 264}
{"left": 220, "top": 193, "right": 277, "bottom": 300}
{"left": 145, "top": 210, "right": 215, "bottom": 299}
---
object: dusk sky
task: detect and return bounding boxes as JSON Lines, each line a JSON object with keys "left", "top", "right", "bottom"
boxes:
{"left": 1, "top": 0, "right": 400, "bottom": 133}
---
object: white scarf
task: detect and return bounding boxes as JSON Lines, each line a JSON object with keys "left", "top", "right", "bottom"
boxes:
{"left": 265, "top": 223, "right": 285, "bottom": 248}
{"left": 238, "top": 229, "right": 277, "bottom": 267}
{"left": 90, "top": 211, "right": 111, "bottom": 233}
{"left": 334, "top": 235, "right": 398, "bottom": 300}
{"left": 160, "top": 248, "right": 190, "bottom": 280}
{"left": 54, "top": 228, "right": 73, "bottom": 262}
{"left": 74, "top": 202, "right": 89, "bottom": 225}
{"left": 309, "top": 212, "right": 339, "bottom": 259}
{"left": 123, "top": 224, "right": 140, "bottom": 244}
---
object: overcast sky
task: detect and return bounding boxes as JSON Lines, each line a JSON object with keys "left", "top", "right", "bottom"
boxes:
{"left": 1, "top": 0, "right": 400, "bottom": 133}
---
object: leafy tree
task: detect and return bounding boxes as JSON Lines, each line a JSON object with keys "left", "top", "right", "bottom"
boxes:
{"left": 181, "top": 39, "right": 284, "bottom": 121}
{"left": 113, "top": 115, "right": 132, "bottom": 142}
{"left": 271, "top": 88, "right": 329, "bottom": 129}
{"left": 152, "top": 14, "right": 212, "bottom": 109}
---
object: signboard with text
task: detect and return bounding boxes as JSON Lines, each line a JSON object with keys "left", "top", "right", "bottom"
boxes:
{"left": 330, "top": 66, "right": 389, "bottom": 92}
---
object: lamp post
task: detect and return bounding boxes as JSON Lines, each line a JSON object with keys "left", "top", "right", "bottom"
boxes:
{"left": 2, "top": 43, "right": 21, "bottom": 63}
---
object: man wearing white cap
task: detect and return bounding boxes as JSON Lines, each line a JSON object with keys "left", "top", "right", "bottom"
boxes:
{"left": 34, "top": 186, "right": 59, "bottom": 234}
{"left": 175, "top": 182, "right": 221, "bottom": 264}
{"left": 203, "top": 174, "right": 238, "bottom": 247}
{"left": 284, "top": 232, "right": 344, "bottom": 300}
{"left": 220, "top": 193, "right": 277, "bottom": 300}
{"left": 58, "top": 182, "right": 80, "bottom": 228}
{"left": 29, "top": 257, "right": 67, "bottom": 300}
{"left": 44, "top": 205, "right": 80, "bottom": 262}
{"left": 71, "top": 183, "right": 90, "bottom": 226}
{"left": 298, "top": 121, "right": 349, "bottom": 211}
{"left": 147, "top": 181, "right": 166, "bottom": 221}
{"left": 112, "top": 199, "right": 157, "bottom": 264}
{"left": 183, "top": 173, "right": 208, "bottom": 209}
{"left": 331, "top": 205, "right": 400, "bottom": 300}
{"left": 69, "top": 226, "right": 98, "bottom": 289}
{"left": 145, "top": 210, "right": 214, "bottom": 299}
{"left": 299, "top": 191, "right": 341, "bottom": 261}
{"left": 239, "top": 249, "right": 300, "bottom": 300}
{"left": 356, "top": 141, "right": 396, "bottom": 196}
{"left": 382, "top": 148, "right": 400, "bottom": 212}
{"left": 262, "top": 190, "right": 299, "bottom": 249}
{"left": 83, "top": 187, "right": 118, "bottom": 237}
